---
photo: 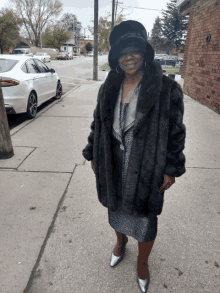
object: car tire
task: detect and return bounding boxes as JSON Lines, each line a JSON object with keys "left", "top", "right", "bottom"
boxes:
{"left": 55, "top": 81, "right": 62, "bottom": 99}
{"left": 27, "top": 92, "right": 37, "bottom": 119}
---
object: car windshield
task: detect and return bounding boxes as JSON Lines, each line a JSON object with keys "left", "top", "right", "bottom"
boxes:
{"left": 0, "top": 59, "right": 19, "bottom": 73}
{"left": 36, "top": 53, "right": 43, "bottom": 56}
{"left": 12, "top": 50, "right": 25, "bottom": 54}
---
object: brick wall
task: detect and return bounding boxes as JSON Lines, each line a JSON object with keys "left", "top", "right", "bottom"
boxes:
{"left": 182, "top": 0, "right": 220, "bottom": 114}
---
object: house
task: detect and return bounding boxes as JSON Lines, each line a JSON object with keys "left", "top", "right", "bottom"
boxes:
{"left": 176, "top": 0, "right": 220, "bottom": 113}
{"left": 77, "top": 38, "right": 94, "bottom": 51}
{"left": 60, "top": 31, "right": 84, "bottom": 55}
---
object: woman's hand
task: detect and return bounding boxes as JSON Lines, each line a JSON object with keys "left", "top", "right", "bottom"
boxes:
{"left": 91, "top": 160, "right": 95, "bottom": 173}
{"left": 160, "top": 174, "right": 175, "bottom": 192}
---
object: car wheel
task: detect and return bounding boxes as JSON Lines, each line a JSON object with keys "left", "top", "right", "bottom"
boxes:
{"left": 27, "top": 92, "right": 37, "bottom": 119}
{"left": 55, "top": 81, "right": 62, "bottom": 99}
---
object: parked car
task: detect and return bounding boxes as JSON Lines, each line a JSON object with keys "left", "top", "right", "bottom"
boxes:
{"left": 0, "top": 55, "right": 62, "bottom": 118}
{"left": 87, "top": 51, "right": 93, "bottom": 56}
{"left": 66, "top": 52, "right": 73, "bottom": 60}
{"left": 57, "top": 52, "right": 69, "bottom": 60}
{"left": 155, "top": 57, "right": 176, "bottom": 66}
{"left": 34, "top": 53, "right": 51, "bottom": 62}
{"left": 11, "top": 48, "right": 34, "bottom": 57}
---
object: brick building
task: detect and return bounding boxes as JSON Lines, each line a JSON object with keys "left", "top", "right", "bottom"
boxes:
{"left": 177, "top": 0, "right": 220, "bottom": 113}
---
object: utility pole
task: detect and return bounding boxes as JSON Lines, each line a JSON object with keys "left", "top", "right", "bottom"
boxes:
{"left": 0, "top": 85, "right": 14, "bottom": 159}
{"left": 114, "top": 0, "right": 118, "bottom": 22}
{"left": 111, "top": 0, "right": 115, "bottom": 31}
{"left": 93, "top": 0, "right": 98, "bottom": 81}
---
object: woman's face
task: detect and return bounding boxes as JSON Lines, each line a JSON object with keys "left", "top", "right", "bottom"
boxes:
{"left": 118, "top": 46, "right": 144, "bottom": 77}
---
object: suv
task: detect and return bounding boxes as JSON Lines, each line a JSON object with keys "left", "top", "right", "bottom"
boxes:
{"left": 11, "top": 48, "right": 34, "bottom": 57}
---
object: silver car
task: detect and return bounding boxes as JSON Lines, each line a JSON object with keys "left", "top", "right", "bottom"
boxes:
{"left": 11, "top": 48, "right": 34, "bottom": 57}
{"left": 0, "top": 55, "right": 62, "bottom": 119}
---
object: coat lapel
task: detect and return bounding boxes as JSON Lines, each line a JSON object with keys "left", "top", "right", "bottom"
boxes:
{"left": 100, "top": 60, "right": 163, "bottom": 136}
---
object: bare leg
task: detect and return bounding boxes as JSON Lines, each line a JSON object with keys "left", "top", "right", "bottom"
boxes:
{"left": 138, "top": 239, "right": 155, "bottom": 279}
{"left": 113, "top": 230, "right": 128, "bottom": 256}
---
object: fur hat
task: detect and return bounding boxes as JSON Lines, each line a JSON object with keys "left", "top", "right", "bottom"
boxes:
{"left": 108, "top": 20, "right": 155, "bottom": 71}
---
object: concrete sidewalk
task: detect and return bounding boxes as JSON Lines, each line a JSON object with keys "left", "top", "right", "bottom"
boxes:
{"left": 0, "top": 73, "right": 220, "bottom": 292}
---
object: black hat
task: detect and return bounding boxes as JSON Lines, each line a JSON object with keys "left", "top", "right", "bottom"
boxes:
{"left": 108, "top": 20, "right": 155, "bottom": 70}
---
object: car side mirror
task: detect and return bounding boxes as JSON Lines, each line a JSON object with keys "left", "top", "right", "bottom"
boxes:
{"left": 50, "top": 68, "right": 55, "bottom": 73}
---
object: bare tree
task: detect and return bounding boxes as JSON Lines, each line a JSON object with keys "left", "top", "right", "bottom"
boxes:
{"left": 88, "top": 10, "right": 129, "bottom": 53}
{"left": 9, "top": 0, "right": 63, "bottom": 46}
{"left": 58, "top": 13, "right": 82, "bottom": 44}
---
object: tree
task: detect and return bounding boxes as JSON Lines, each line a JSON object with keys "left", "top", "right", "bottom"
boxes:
{"left": 42, "top": 27, "right": 70, "bottom": 51}
{"left": 85, "top": 42, "right": 93, "bottom": 53}
{"left": 80, "top": 46, "right": 86, "bottom": 55}
{"left": 0, "top": 86, "right": 14, "bottom": 159}
{"left": 0, "top": 11, "right": 20, "bottom": 54}
{"left": 9, "top": 0, "right": 63, "bottom": 47}
{"left": 88, "top": 10, "right": 128, "bottom": 52}
{"left": 150, "top": 17, "right": 166, "bottom": 53}
{"left": 160, "top": 0, "right": 189, "bottom": 51}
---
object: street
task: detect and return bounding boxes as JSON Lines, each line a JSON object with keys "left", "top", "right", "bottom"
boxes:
{"left": 7, "top": 55, "right": 108, "bottom": 130}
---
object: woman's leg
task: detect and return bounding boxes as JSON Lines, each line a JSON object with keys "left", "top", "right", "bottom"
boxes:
{"left": 113, "top": 230, "right": 128, "bottom": 256}
{"left": 138, "top": 239, "right": 155, "bottom": 279}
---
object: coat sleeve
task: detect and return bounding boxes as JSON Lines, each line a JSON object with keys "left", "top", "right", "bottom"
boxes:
{"left": 82, "top": 84, "right": 103, "bottom": 161}
{"left": 164, "top": 82, "right": 186, "bottom": 177}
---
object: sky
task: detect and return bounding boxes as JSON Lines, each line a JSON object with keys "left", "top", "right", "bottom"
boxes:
{"left": 0, "top": 0, "right": 174, "bottom": 38}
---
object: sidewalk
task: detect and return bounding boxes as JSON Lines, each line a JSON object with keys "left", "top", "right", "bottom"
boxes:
{"left": 0, "top": 71, "right": 220, "bottom": 292}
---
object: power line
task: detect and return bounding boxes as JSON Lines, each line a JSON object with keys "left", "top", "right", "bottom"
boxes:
{"left": 111, "top": 1, "right": 165, "bottom": 12}
{"left": 123, "top": 6, "right": 164, "bottom": 12}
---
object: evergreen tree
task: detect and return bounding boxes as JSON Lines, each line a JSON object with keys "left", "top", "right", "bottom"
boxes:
{"left": 160, "top": 0, "right": 189, "bottom": 50}
{"left": 150, "top": 17, "right": 167, "bottom": 53}
{"left": 85, "top": 42, "right": 93, "bottom": 53}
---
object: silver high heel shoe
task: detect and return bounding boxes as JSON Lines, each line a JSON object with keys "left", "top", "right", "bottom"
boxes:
{"left": 137, "top": 272, "right": 150, "bottom": 293}
{"left": 137, "top": 256, "right": 150, "bottom": 292}
{"left": 110, "top": 235, "right": 127, "bottom": 267}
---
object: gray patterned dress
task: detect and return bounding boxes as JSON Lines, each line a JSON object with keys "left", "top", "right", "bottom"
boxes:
{"left": 108, "top": 79, "right": 158, "bottom": 243}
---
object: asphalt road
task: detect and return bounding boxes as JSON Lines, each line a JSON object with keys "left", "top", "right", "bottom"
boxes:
{"left": 7, "top": 55, "right": 108, "bottom": 130}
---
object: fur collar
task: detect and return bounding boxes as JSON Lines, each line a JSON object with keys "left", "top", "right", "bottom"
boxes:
{"left": 100, "top": 60, "right": 163, "bottom": 136}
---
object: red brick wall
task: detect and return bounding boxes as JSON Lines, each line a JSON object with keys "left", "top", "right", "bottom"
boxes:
{"left": 182, "top": 0, "right": 220, "bottom": 114}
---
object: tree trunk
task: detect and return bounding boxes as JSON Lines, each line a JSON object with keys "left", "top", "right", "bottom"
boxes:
{"left": 0, "top": 87, "right": 14, "bottom": 159}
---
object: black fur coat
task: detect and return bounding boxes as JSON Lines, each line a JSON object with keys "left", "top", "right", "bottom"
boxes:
{"left": 82, "top": 60, "right": 186, "bottom": 216}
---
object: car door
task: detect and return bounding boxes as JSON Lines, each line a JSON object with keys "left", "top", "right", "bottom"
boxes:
{"left": 34, "top": 59, "right": 57, "bottom": 99}
{"left": 25, "top": 59, "right": 48, "bottom": 104}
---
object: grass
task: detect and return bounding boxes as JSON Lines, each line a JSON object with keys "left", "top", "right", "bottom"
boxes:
{"left": 49, "top": 54, "right": 57, "bottom": 60}
{"left": 101, "top": 63, "right": 180, "bottom": 74}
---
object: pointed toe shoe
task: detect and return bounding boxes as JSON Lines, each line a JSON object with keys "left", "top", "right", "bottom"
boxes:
{"left": 137, "top": 271, "right": 150, "bottom": 293}
{"left": 110, "top": 246, "right": 126, "bottom": 267}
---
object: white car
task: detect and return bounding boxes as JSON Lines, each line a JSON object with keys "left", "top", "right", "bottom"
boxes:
{"left": 34, "top": 53, "right": 51, "bottom": 62}
{"left": 0, "top": 55, "right": 62, "bottom": 119}
{"left": 66, "top": 52, "right": 73, "bottom": 60}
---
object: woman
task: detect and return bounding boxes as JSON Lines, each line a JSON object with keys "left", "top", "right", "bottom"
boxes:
{"left": 82, "top": 20, "right": 186, "bottom": 292}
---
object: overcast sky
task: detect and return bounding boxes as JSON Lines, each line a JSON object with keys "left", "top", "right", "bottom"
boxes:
{"left": 0, "top": 0, "right": 173, "bottom": 38}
